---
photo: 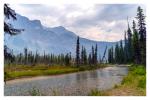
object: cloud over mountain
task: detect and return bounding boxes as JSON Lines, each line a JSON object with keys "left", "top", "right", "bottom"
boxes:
{"left": 9, "top": 4, "right": 145, "bottom": 42}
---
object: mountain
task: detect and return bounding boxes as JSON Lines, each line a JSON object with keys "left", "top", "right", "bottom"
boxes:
{"left": 5, "top": 14, "right": 117, "bottom": 58}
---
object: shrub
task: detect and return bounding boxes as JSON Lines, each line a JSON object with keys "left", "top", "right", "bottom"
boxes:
{"left": 138, "top": 76, "right": 146, "bottom": 89}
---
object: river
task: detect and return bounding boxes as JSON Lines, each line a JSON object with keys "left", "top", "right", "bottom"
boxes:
{"left": 4, "top": 66, "right": 128, "bottom": 96}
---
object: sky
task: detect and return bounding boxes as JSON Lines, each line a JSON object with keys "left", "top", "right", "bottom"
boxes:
{"left": 10, "top": 4, "right": 145, "bottom": 42}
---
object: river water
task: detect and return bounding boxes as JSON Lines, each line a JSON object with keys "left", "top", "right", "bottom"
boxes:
{"left": 4, "top": 66, "right": 128, "bottom": 96}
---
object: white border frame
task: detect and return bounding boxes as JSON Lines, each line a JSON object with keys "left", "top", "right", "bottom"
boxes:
{"left": 0, "top": 0, "right": 149, "bottom": 100}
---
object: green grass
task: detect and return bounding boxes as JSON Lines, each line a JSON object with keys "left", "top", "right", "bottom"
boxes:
{"left": 122, "top": 65, "right": 146, "bottom": 86}
{"left": 5, "top": 67, "right": 79, "bottom": 80}
{"left": 89, "top": 64, "right": 146, "bottom": 96}
{"left": 4, "top": 64, "right": 106, "bottom": 81}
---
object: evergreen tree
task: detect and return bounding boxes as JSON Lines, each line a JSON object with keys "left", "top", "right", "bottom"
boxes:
{"left": 83, "top": 47, "right": 87, "bottom": 64}
{"left": 111, "top": 47, "right": 114, "bottom": 63}
{"left": 136, "top": 6, "right": 146, "bottom": 41}
{"left": 127, "top": 18, "right": 133, "bottom": 62}
{"left": 119, "top": 40, "right": 124, "bottom": 63}
{"left": 88, "top": 53, "right": 92, "bottom": 66}
{"left": 108, "top": 48, "right": 111, "bottom": 63}
{"left": 136, "top": 6, "right": 146, "bottom": 65}
{"left": 91, "top": 46, "right": 95, "bottom": 65}
{"left": 81, "top": 46, "right": 84, "bottom": 65}
{"left": 124, "top": 31, "right": 128, "bottom": 63}
{"left": 108, "top": 47, "right": 114, "bottom": 63}
{"left": 76, "top": 36, "right": 80, "bottom": 67}
{"left": 94, "top": 44, "right": 98, "bottom": 64}
{"left": 132, "top": 20, "right": 141, "bottom": 64}
{"left": 65, "top": 53, "right": 70, "bottom": 66}
{"left": 4, "top": 4, "right": 23, "bottom": 35}
{"left": 115, "top": 43, "right": 119, "bottom": 63}
{"left": 24, "top": 48, "right": 28, "bottom": 64}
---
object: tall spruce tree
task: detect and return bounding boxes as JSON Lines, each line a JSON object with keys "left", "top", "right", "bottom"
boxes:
{"left": 115, "top": 43, "right": 119, "bottom": 63}
{"left": 88, "top": 53, "right": 92, "bottom": 66}
{"left": 136, "top": 6, "right": 146, "bottom": 65}
{"left": 132, "top": 20, "right": 141, "bottom": 64}
{"left": 108, "top": 47, "right": 114, "bottom": 63}
{"left": 124, "top": 31, "right": 128, "bottom": 63}
{"left": 76, "top": 36, "right": 80, "bottom": 67}
{"left": 119, "top": 40, "right": 124, "bottom": 63}
{"left": 24, "top": 48, "right": 28, "bottom": 64}
{"left": 83, "top": 47, "right": 87, "bottom": 64}
{"left": 91, "top": 46, "right": 95, "bottom": 65}
{"left": 108, "top": 48, "right": 111, "bottom": 63}
{"left": 111, "top": 47, "right": 114, "bottom": 63}
{"left": 81, "top": 46, "right": 84, "bottom": 65}
{"left": 94, "top": 44, "right": 98, "bottom": 64}
{"left": 127, "top": 18, "right": 133, "bottom": 63}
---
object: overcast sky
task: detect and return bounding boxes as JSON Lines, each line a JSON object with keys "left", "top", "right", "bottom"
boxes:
{"left": 10, "top": 4, "right": 145, "bottom": 42}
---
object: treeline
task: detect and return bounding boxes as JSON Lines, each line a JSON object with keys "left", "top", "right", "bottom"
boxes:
{"left": 5, "top": 46, "right": 72, "bottom": 66}
{"left": 108, "top": 6, "right": 146, "bottom": 65}
{"left": 4, "top": 37, "right": 102, "bottom": 67}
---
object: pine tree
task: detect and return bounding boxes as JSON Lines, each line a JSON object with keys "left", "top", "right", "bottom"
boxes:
{"left": 83, "top": 47, "right": 87, "bottom": 65}
{"left": 81, "top": 46, "right": 84, "bottom": 65}
{"left": 132, "top": 20, "right": 141, "bottom": 64}
{"left": 94, "top": 44, "right": 98, "bottom": 64}
{"left": 76, "top": 36, "right": 80, "bottom": 67}
{"left": 108, "top": 47, "right": 114, "bottom": 63}
{"left": 119, "top": 40, "right": 124, "bottom": 63}
{"left": 91, "top": 46, "right": 95, "bottom": 65}
{"left": 127, "top": 18, "right": 133, "bottom": 63}
{"left": 111, "top": 47, "right": 114, "bottom": 63}
{"left": 65, "top": 53, "right": 70, "bottom": 66}
{"left": 108, "top": 48, "right": 111, "bottom": 63}
{"left": 124, "top": 31, "right": 128, "bottom": 64}
{"left": 4, "top": 4, "right": 23, "bottom": 35}
{"left": 115, "top": 43, "right": 119, "bottom": 63}
{"left": 136, "top": 6, "right": 146, "bottom": 41}
{"left": 24, "top": 48, "right": 28, "bottom": 64}
{"left": 136, "top": 6, "right": 146, "bottom": 65}
{"left": 88, "top": 53, "right": 92, "bottom": 66}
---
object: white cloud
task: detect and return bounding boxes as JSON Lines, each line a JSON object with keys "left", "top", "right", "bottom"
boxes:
{"left": 9, "top": 4, "right": 145, "bottom": 42}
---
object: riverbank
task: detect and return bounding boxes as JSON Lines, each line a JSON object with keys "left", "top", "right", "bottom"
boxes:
{"left": 5, "top": 66, "right": 128, "bottom": 96}
{"left": 89, "top": 64, "right": 146, "bottom": 96}
{"left": 4, "top": 64, "right": 107, "bottom": 81}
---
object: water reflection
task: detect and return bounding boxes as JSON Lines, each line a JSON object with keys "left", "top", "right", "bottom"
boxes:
{"left": 89, "top": 70, "right": 98, "bottom": 78}
{"left": 5, "top": 66, "right": 128, "bottom": 96}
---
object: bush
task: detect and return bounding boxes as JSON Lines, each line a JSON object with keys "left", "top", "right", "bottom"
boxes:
{"left": 133, "top": 67, "right": 146, "bottom": 75}
{"left": 138, "top": 76, "right": 146, "bottom": 89}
